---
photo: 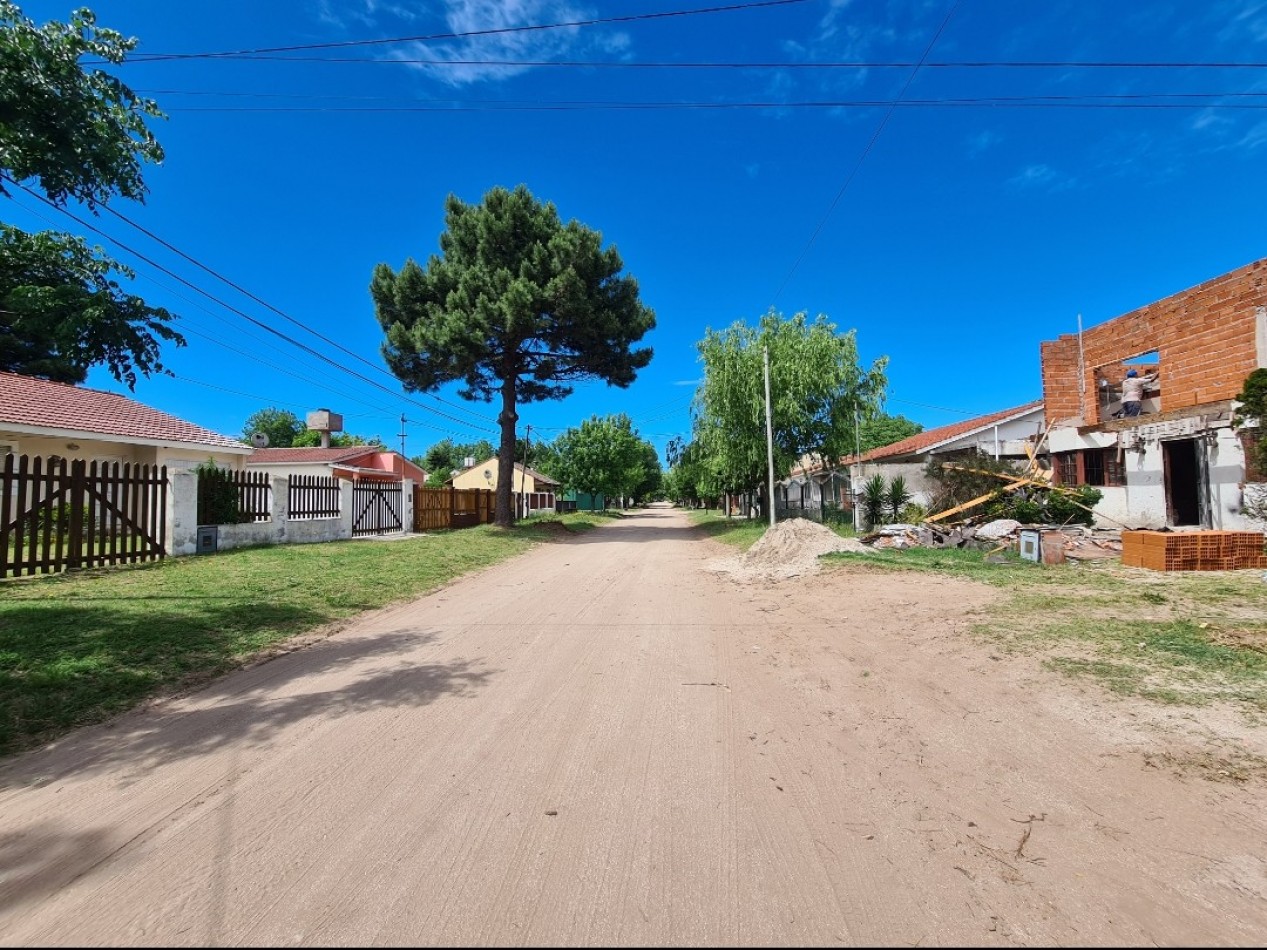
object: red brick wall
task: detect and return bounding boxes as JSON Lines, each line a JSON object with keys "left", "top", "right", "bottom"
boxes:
{"left": 1041, "top": 258, "right": 1266, "bottom": 425}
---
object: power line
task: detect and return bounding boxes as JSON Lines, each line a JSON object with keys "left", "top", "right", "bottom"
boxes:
{"left": 153, "top": 96, "right": 1267, "bottom": 114}
{"left": 770, "top": 0, "right": 963, "bottom": 307}
{"left": 2, "top": 177, "right": 497, "bottom": 435}
{"left": 97, "top": 203, "right": 499, "bottom": 428}
{"left": 121, "top": 0, "right": 811, "bottom": 62}
{"left": 133, "top": 56, "right": 1267, "bottom": 70}
{"left": 140, "top": 88, "right": 1267, "bottom": 105}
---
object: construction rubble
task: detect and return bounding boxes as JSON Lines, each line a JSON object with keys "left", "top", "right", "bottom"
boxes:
{"left": 860, "top": 519, "right": 1125, "bottom": 561}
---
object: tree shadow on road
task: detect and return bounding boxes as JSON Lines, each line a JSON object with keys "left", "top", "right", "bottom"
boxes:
{"left": 0, "top": 624, "right": 497, "bottom": 786}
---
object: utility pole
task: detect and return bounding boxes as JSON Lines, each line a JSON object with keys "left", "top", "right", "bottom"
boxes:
{"left": 519, "top": 424, "right": 531, "bottom": 520}
{"left": 398, "top": 413, "right": 407, "bottom": 457}
{"left": 853, "top": 407, "right": 863, "bottom": 533}
{"left": 763, "top": 345, "right": 776, "bottom": 529}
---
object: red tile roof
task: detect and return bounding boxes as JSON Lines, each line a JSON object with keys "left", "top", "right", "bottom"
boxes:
{"left": 248, "top": 447, "right": 372, "bottom": 464}
{"left": 852, "top": 401, "right": 1043, "bottom": 463}
{"left": 0, "top": 371, "right": 249, "bottom": 451}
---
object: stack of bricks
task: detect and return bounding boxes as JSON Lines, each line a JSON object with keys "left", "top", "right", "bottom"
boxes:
{"left": 1121, "top": 530, "right": 1267, "bottom": 571}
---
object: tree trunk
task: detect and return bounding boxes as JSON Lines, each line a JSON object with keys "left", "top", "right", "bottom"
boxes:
{"left": 495, "top": 376, "right": 518, "bottom": 528}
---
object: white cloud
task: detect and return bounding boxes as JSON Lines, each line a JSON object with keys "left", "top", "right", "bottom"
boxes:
{"left": 966, "top": 130, "right": 1002, "bottom": 157}
{"left": 1008, "top": 164, "right": 1076, "bottom": 191}
{"left": 394, "top": 0, "right": 598, "bottom": 87}
{"left": 1236, "top": 119, "right": 1267, "bottom": 149}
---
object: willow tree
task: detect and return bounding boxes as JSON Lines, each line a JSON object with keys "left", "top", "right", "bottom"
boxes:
{"left": 371, "top": 185, "right": 655, "bottom": 526}
{"left": 693, "top": 309, "right": 888, "bottom": 518}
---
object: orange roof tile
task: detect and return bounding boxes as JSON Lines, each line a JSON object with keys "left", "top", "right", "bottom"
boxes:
{"left": 249, "top": 447, "right": 372, "bottom": 464}
{"left": 0, "top": 371, "right": 249, "bottom": 451}
{"left": 852, "top": 401, "right": 1043, "bottom": 463}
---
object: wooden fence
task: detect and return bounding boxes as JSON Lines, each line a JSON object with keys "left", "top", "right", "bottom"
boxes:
{"left": 2, "top": 454, "right": 167, "bottom": 578}
{"left": 414, "top": 486, "right": 496, "bottom": 531}
{"left": 288, "top": 474, "right": 341, "bottom": 520}
{"left": 196, "top": 468, "right": 272, "bottom": 524}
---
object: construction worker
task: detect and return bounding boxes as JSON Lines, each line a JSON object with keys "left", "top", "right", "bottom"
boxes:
{"left": 1121, "top": 368, "right": 1158, "bottom": 417}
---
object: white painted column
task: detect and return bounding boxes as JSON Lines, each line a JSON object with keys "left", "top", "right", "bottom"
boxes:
{"left": 166, "top": 471, "right": 198, "bottom": 557}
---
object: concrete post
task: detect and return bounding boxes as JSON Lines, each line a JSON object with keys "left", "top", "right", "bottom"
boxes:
{"left": 166, "top": 471, "right": 198, "bottom": 557}
{"left": 273, "top": 475, "right": 289, "bottom": 541}
{"left": 402, "top": 479, "right": 414, "bottom": 533}
{"left": 339, "top": 480, "right": 354, "bottom": 539}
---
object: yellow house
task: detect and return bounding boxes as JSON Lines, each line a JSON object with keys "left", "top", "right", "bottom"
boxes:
{"left": 449, "top": 456, "right": 559, "bottom": 494}
{"left": 449, "top": 456, "right": 559, "bottom": 516}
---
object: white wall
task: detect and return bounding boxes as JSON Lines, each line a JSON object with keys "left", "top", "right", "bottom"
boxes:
{"left": 1051, "top": 423, "right": 1259, "bottom": 530}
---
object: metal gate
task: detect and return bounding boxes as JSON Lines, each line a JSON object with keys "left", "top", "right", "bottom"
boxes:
{"left": 2, "top": 454, "right": 168, "bottom": 578}
{"left": 352, "top": 480, "right": 403, "bottom": 536}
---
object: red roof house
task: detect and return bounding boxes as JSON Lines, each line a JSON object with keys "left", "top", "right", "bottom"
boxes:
{"left": 247, "top": 446, "right": 427, "bottom": 484}
{"left": 0, "top": 371, "right": 251, "bottom": 469}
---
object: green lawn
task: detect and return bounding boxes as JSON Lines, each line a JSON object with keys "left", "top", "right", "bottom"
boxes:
{"left": 824, "top": 546, "right": 1267, "bottom": 712}
{"left": 0, "top": 513, "right": 606, "bottom": 758}
{"left": 686, "top": 509, "right": 769, "bottom": 550}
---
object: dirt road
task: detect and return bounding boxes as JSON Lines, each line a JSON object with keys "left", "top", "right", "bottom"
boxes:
{"left": 2, "top": 506, "right": 1266, "bottom": 946}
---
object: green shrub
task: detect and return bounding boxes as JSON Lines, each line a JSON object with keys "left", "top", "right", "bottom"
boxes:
{"left": 195, "top": 460, "right": 241, "bottom": 525}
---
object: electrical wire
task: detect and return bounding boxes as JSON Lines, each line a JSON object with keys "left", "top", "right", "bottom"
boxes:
{"left": 1, "top": 176, "right": 498, "bottom": 435}
{"left": 153, "top": 95, "right": 1267, "bottom": 113}
{"left": 121, "top": 0, "right": 811, "bottom": 62}
{"left": 98, "top": 203, "right": 498, "bottom": 428}
{"left": 126, "top": 57, "right": 1267, "bottom": 69}
{"left": 770, "top": 0, "right": 963, "bottom": 307}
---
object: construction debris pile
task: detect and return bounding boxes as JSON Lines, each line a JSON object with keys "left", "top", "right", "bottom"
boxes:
{"left": 711, "top": 517, "right": 871, "bottom": 583}
{"left": 860, "top": 519, "right": 1124, "bottom": 561}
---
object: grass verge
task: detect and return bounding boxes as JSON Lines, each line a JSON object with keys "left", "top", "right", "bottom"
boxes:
{"left": 687, "top": 509, "right": 768, "bottom": 551}
{"left": 0, "top": 514, "right": 607, "bottom": 758}
{"left": 823, "top": 546, "right": 1267, "bottom": 712}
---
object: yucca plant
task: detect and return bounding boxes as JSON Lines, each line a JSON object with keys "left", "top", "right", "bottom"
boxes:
{"left": 861, "top": 473, "right": 888, "bottom": 529}
{"left": 885, "top": 475, "right": 912, "bottom": 522}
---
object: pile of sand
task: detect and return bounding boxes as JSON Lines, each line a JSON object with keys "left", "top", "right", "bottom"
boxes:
{"left": 710, "top": 517, "right": 871, "bottom": 583}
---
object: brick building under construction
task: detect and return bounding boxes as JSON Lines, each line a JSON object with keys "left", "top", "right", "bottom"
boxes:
{"left": 1040, "top": 258, "right": 1266, "bottom": 529}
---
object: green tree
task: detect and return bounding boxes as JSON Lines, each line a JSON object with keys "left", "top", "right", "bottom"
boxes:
{"left": 370, "top": 184, "right": 655, "bottom": 526}
{"left": 860, "top": 414, "right": 922, "bottom": 453}
{"left": 1, "top": 225, "right": 179, "bottom": 386}
{"left": 417, "top": 438, "right": 496, "bottom": 486}
{"left": 693, "top": 310, "right": 887, "bottom": 518}
{"left": 291, "top": 429, "right": 380, "bottom": 449}
{"left": 241, "top": 408, "right": 304, "bottom": 448}
{"left": 553, "top": 414, "right": 648, "bottom": 507}
{"left": 1234, "top": 368, "right": 1267, "bottom": 474}
{"left": 0, "top": 1, "right": 181, "bottom": 387}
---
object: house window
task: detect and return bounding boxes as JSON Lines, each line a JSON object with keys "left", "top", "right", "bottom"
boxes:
{"left": 1055, "top": 452, "right": 1078, "bottom": 486}
{"left": 1054, "top": 449, "right": 1124, "bottom": 487}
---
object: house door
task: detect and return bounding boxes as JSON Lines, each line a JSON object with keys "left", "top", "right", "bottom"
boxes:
{"left": 1163, "top": 438, "right": 1206, "bottom": 527}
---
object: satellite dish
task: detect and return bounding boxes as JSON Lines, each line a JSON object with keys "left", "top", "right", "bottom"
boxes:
{"left": 251, "top": 431, "right": 270, "bottom": 448}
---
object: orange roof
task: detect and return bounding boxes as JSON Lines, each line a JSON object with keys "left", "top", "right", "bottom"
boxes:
{"left": 851, "top": 401, "right": 1043, "bottom": 463}
{"left": 249, "top": 447, "right": 372, "bottom": 464}
{"left": 0, "top": 371, "right": 248, "bottom": 451}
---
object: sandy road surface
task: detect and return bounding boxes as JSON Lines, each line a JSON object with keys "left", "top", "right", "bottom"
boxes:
{"left": 2, "top": 505, "right": 1266, "bottom": 946}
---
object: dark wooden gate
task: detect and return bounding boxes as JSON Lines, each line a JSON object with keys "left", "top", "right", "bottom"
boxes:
{"left": 352, "top": 480, "right": 403, "bottom": 536}
{"left": 2, "top": 454, "right": 168, "bottom": 578}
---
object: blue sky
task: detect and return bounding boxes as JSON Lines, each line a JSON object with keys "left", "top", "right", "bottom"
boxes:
{"left": 8, "top": 0, "right": 1267, "bottom": 463}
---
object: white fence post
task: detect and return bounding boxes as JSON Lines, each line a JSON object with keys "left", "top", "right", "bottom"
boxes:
{"left": 167, "top": 471, "right": 198, "bottom": 557}
{"left": 273, "top": 475, "right": 288, "bottom": 540}
{"left": 402, "top": 478, "right": 414, "bottom": 533}
{"left": 339, "top": 480, "right": 354, "bottom": 539}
